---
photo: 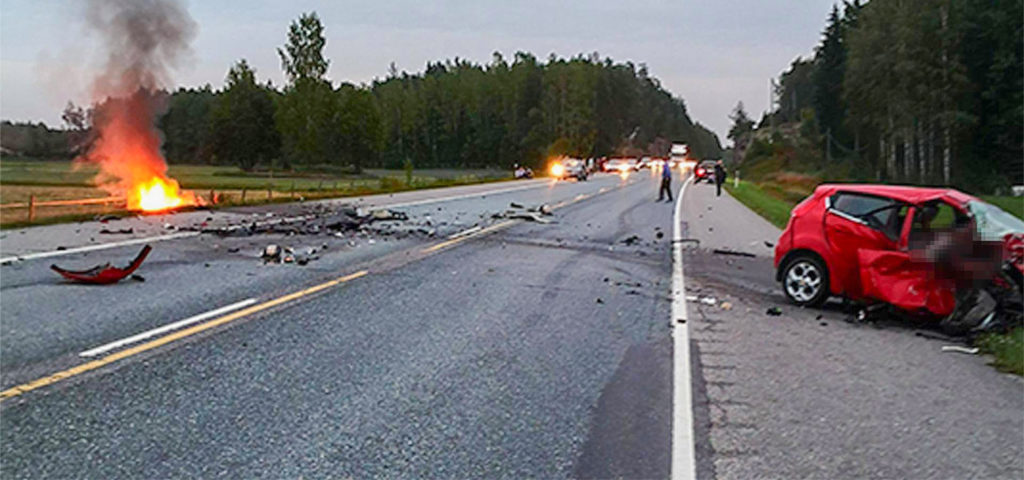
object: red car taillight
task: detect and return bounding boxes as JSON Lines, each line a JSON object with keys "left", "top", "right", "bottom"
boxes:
{"left": 696, "top": 167, "right": 705, "bottom": 176}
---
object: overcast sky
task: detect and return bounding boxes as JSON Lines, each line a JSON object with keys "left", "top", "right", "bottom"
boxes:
{"left": 1, "top": 0, "right": 837, "bottom": 143}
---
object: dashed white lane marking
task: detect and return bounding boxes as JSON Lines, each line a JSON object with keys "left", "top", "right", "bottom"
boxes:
{"left": 0, "top": 232, "right": 200, "bottom": 265}
{"left": 78, "top": 298, "right": 258, "bottom": 357}
{"left": 671, "top": 174, "right": 697, "bottom": 480}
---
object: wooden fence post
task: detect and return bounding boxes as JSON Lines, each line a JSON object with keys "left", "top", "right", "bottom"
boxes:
{"left": 28, "top": 195, "right": 35, "bottom": 222}
{"left": 241, "top": 189, "right": 247, "bottom": 204}
{"left": 209, "top": 189, "right": 216, "bottom": 205}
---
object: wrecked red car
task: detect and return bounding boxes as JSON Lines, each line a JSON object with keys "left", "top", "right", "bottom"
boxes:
{"left": 774, "top": 184, "right": 1024, "bottom": 333}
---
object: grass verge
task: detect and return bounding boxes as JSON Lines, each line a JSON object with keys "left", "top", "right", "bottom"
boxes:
{"left": 723, "top": 180, "right": 799, "bottom": 229}
{"left": 975, "top": 327, "right": 1023, "bottom": 375}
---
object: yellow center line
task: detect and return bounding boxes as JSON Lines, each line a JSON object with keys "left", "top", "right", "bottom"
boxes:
{"left": 421, "top": 220, "right": 517, "bottom": 253}
{"left": 0, "top": 270, "right": 368, "bottom": 401}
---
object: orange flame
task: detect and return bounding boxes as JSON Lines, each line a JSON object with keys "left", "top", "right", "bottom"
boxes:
{"left": 133, "top": 176, "right": 192, "bottom": 212}
{"left": 83, "top": 92, "right": 198, "bottom": 212}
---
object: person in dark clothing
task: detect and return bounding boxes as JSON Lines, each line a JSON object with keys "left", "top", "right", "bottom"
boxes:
{"left": 714, "top": 160, "right": 727, "bottom": 197}
{"left": 658, "top": 160, "right": 673, "bottom": 202}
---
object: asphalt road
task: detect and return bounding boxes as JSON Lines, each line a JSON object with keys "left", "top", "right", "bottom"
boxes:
{"left": 1, "top": 171, "right": 1021, "bottom": 479}
{"left": 1, "top": 171, "right": 675, "bottom": 478}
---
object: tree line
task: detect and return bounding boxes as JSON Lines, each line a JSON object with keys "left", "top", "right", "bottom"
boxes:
{"left": 731, "top": 0, "right": 1021, "bottom": 193}
{"left": 9, "top": 12, "right": 721, "bottom": 172}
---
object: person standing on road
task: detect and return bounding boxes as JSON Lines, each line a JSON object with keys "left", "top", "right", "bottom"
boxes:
{"left": 658, "top": 160, "right": 673, "bottom": 202}
{"left": 714, "top": 160, "right": 727, "bottom": 197}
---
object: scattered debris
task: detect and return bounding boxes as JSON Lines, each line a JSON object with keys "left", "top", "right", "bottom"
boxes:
{"left": 764, "top": 241, "right": 775, "bottom": 248}
{"left": 596, "top": 298, "right": 604, "bottom": 304}
{"left": 720, "top": 301, "right": 733, "bottom": 310}
{"left": 941, "top": 345, "right": 979, "bottom": 355}
{"left": 699, "top": 296, "right": 717, "bottom": 306}
{"left": 819, "top": 321, "right": 828, "bottom": 326}
{"left": 95, "top": 214, "right": 120, "bottom": 223}
{"left": 766, "top": 306, "right": 783, "bottom": 316}
{"left": 51, "top": 245, "right": 152, "bottom": 285}
{"left": 713, "top": 249, "right": 756, "bottom": 258}
{"left": 131, "top": 274, "right": 145, "bottom": 282}
{"left": 510, "top": 202, "right": 524, "bottom": 209}
{"left": 656, "top": 231, "right": 664, "bottom": 240}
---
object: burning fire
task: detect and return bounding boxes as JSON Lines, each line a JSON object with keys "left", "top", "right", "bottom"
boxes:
{"left": 81, "top": 93, "right": 198, "bottom": 212}
{"left": 135, "top": 176, "right": 188, "bottom": 211}
{"left": 77, "top": 0, "right": 199, "bottom": 213}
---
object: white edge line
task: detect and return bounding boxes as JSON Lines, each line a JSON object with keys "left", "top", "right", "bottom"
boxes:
{"left": 79, "top": 298, "right": 258, "bottom": 357}
{"left": 671, "top": 174, "right": 697, "bottom": 480}
{"left": 0, "top": 232, "right": 200, "bottom": 265}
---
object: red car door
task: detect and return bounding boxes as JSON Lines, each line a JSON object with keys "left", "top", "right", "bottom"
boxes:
{"left": 858, "top": 201, "right": 968, "bottom": 316}
{"left": 822, "top": 192, "right": 903, "bottom": 299}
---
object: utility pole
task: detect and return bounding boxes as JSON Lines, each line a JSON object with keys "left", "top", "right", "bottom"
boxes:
{"left": 769, "top": 78, "right": 777, "bottom": 135}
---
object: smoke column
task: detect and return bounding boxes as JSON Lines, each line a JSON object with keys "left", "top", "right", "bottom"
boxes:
{"left": 80, "top": 0, "right": 198, "bottom": 208}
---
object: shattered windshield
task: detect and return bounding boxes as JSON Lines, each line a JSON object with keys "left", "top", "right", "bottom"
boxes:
{"left": 968, "top": 201, "right": 1024, "bottom": 241}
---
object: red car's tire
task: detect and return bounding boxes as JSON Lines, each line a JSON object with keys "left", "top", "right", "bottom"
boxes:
{"left": 781, "top": 254, "right": 830, "bottom": 307}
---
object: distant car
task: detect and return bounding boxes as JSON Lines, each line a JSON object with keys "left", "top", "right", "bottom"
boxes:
{"left": 773, "top": 184, "right": 1024, "bottom": 326}
{"left": 603, "top": 158, "right": 637, "bottom": 173}
{"left": 550, "top": 158, "right": 588, "bottom": 181}
{"left": 693, "top": 161, "right": 716, "bottom": 183}
{"left": 638, "top": 157, "right": 652, "bottom": 169}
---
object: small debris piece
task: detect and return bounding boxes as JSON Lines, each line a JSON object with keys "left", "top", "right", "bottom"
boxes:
{"left": 685, "top": 295, "right": 700, "bottom": 302}
{"left": 95, "top": 214, "right": 119, "bottom": 223}
{"left": 712, "top": 249, "right": 756, "bottom": 258}
{"left": 764, "top": 241, "right": 775, "bottom": 248}
{"left": 99, "top": 228, "right": 134, "bottom": 235}
{"left": 720, "top": 302, "right": 733, "bottom": 310}
{"left": 131, "top": 274, "right": 145, "bottom": 282}
{"left": 700, "top": 296, "right": 717, "bottom": 306}
{"left": 510, "top": 202, "right": 524, "bottom": 209}
{"left": 596, "top": 298, "right": 604, "bottom": 304}
{"left": 620, "top": 235, "right": 641, "bottom": 246}
{"left": 766, "top": 307, "right": 783, "bottom": 316}
{"left": 941, "top": 346, "right": 979, "bottom": 355}
{"left": 655, "top": 231, "right": 664, "bottom": 240}
{"left": 262, "top": 244, "right": 281, "bottom": 263}
{"left": 51, "top": 245, "right": 152, "bottom": 285}
{"left": 819, "top": 322, "right": 828, "bottom": 326}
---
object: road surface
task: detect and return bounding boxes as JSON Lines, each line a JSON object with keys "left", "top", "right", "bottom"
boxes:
{"left": 1, "top": 171, "right": 1021, "bottom": 478}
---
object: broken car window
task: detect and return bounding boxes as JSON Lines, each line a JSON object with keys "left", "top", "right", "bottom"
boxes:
{"left": 830, "top": 193, "right": 903, "bottom": 236}
{"left": 969, "top": 200, "right": 1024, "bottom": 241}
